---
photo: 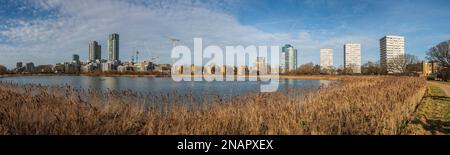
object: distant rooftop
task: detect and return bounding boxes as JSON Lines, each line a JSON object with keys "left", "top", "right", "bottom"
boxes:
{"left": 383, "top": 35, "right": 404, "bottom": 38}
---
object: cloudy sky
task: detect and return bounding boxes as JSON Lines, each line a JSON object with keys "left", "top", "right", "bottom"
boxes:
{"left": 0, "top": 0, "right": 450, "bottom": 68}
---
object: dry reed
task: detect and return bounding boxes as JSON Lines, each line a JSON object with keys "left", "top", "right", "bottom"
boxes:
{"left": 0, "top": 76, "right": 426, "bottom": 135}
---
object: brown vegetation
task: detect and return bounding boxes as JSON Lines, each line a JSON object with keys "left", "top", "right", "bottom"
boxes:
{"left": 0, "top": 65, "right": 7, "bottom": 75}
{"left": 0, "top": 76, "right": 426, "bottom": 135}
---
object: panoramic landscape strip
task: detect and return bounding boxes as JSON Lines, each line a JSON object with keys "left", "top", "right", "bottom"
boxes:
{"left": 0, "top": 0, "right": 450, "bottom": 138}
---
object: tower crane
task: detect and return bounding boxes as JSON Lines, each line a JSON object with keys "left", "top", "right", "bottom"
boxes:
{"left": 167, "top": 36, "right": 180, "bottom": 47}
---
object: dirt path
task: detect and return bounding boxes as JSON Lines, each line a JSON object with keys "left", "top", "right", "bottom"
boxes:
{"left": 428, "top": 81, "right": 450, "bottom": 96}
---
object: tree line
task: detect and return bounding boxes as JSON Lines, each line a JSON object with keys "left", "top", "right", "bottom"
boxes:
{"left": 285, "top": 53, "right": 422, "bottom": 76}
{"left": 426, "top": 40, "right": 450, "bottom": 80}
{"left": 0, "top": 65, "right": 7, "bottom": 75}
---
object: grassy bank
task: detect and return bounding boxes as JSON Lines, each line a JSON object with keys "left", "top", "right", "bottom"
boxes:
{"left": 0, "top": 76, "right": 426, "bottom": 135}
{"left": 406, "top": 84, "right": 450, "bottom": 135}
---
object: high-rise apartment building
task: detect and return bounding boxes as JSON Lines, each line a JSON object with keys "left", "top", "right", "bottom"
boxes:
{"left": 16, "top": 62, "right": 23, "bottom": 69}
{"left": 89, "top": 41, "right": 101, "bottom": 62}
{"left": 255, "top": 57, "right": 267, "bottom": 74}
{"left": 73, "top": 54, "right": 80, "bottom": 62}
{"left": 344, "top": 43, "right": 361, "bottom": 73}
{"left": 320, "top": 48, "right": 333, "bottom": 69}
{"left": 282, "top": 44, "right": 298, "bottom": 72}
{"left": 108, "top": 33, "right": 119, "bottom": 61}
{"left": 380, "top": 35, "right": 404, "bottom": 73}
{"left": 25, "top": 62, "right": 34, "bottom": 72}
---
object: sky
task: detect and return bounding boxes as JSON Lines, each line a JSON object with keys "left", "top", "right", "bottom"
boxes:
{"left": 1, "top": 0, "right": 450, "bottom": 69}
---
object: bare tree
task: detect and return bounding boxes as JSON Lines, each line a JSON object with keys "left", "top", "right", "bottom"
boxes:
{"left": 386, "top": 54, "right": 419, "bottom": 74}
{"left": 426, "top": 40, "right": 450, "bottom": 67}
{"left": 0, "top": 65, "right": 7, "bottom": 74}
{"left": 321, "top": 66, "right": 336, "bottom": 75}
{"left": 426, "top": 40, "right": 450, "bottom": 80}
{"left": 290, "top": 62, "right": 322, "bottom": 75}
{"left": 361, "top": 61, "right": 383, "bottom": 75}
{"left": 296, "top": 62, "right": 315, "bottom": 75}
{"left": 345, "top": 63, "right": 360, "bottom": 74}
{"left": 337, "top": 65, "right": 354, "bottom": 75}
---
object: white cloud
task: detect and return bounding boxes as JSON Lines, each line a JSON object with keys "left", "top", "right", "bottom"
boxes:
{"left": 0, "top": 0, "right": 288, "bottom": 68}
{"left": 0, "top": 0, "right": 380, "bottom": 68}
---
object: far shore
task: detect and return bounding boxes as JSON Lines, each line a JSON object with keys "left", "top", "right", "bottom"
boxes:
{"left": 0, "top": 73, "right": 161, "bottom": 78}
{"left": 0, "top": 73, "right": 363, "bottom": 81}
{"left": 171, "top": 74, "right": 342, "bottom": 80}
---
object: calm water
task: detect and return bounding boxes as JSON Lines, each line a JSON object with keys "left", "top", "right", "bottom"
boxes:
{"left": 0, "top": 75, "right": 333, "bottom": 97}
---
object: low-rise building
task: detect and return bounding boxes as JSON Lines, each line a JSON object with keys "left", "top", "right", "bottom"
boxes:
{"left": 64, "top": 62, "right": 81, "bottom": 74}
{"left": 81, "top": 62, "right": 100, "bottom": 73}
{"left": 101, "top": 62, "right": 113, "bottom": 72}
{"left": 237, "top": 66, "right": 246, "bottom": 75}
{"left": 255, "top": 57, "right": 268, "bottom": 74}
{"left": 154, "top": 64, "right": 171, "bottom": 74}
{"left": 35, "top": 65, "right": 53, "bottom": 73}
{"left": 423, "top": 61, "right": 439, "bottom": 76}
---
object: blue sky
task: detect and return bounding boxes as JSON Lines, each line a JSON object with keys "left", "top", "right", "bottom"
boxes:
{"left": 1, "top": 0, "right": 450, "bottom": 68}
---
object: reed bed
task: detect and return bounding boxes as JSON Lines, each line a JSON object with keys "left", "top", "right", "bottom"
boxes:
{"left": 0, "top": 76, "right": 426, "bottom": 135}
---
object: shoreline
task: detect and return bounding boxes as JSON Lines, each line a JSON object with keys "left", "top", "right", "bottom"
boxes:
{"left": 0, "top": 73, "right": 343, "bottom": 80}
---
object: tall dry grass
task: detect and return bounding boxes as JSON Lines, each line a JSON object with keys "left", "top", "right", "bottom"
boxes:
{"left": 0, "top": 76, "right": 426, "bottom": 135}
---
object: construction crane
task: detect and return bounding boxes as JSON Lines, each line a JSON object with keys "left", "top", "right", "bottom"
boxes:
{"left": 150, "top": 55, "right": 159, "bottom": 64}
{"left": 135, "top": 50, "right": 140, "bottom": 63}
{"left": 131, "top": 47, "right": 136, "bottom": 64}
{"left": 168, "top": 36, "right": 180, "bottom": 46}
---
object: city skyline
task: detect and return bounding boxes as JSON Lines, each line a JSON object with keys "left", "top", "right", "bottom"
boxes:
{"left": 0, "top": 34, "right": 427, "bottom": 73}
{"left": 1, "top": 0, "right": 450, "bottom": 68}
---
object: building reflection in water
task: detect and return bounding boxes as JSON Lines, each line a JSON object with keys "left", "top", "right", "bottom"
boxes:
{"left": 82, "top": 76, "right": 105, "bottom": 91}
{"left": 104, "top": 77, "right": 119, "bottom": 91}
{"left": 319, "top": 80, "right": 333, "bottom": 87}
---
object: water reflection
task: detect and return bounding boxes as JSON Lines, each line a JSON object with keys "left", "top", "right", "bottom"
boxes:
{"left": 319, "top": 80, "right": 333, "bottom": 87}
{"left": 0, "top": 75, "right": 333, "bottom": 98}
{"left": 105, "top": 77, "right": 118, "bottom": 90}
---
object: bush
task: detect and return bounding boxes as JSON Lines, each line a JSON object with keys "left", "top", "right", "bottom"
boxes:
{"left": 0, "top": 65, "right": 7, "bottom": 75}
